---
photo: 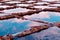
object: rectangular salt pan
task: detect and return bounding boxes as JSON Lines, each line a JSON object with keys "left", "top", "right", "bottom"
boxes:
{"left": 3, "top": 8, "right": 31, "bottom": 14}
{"left": 42, "top": 0, "right": 59, "bottom": 2}
{"left": 26, "top": 1, "right": 36, "bottom": 3}
{"left": 49, "top": 4, "right": 60, "bottom": 7}
{"left": 0, "top": 18, "right": 46, "bottom": 36}
{"left": 33, "top": 6, "right": 57, "bottom": 10}
{"left": 16, "top": 4, "right": 32, "bottom": 7}
{"left": 5, "top": 1, "right": 21, "bottom": 4}
{"left": 24, "top": 11, "right": 60, "bottom": 22}
{"left": 34, "top": 2, "right": 49, "bottom": 5}
{"left": 0, "top": 5, "right": 13, "bottom": 8}
{"left": 0, "top": 14, "right": 9, "bottom": 16}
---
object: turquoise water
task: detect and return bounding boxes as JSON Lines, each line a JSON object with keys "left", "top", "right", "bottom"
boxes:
{"left": 0, "top": 19, "right": 30, "bottom": 36}
{"left": 24, "top": 12, "right": 60, "bottom": 22}
{"left": 14, "top": 26, "right": 60, "bottom": 40}
{"left": 43, "top": 12, "right": 60, "bottom": 22}
{"left": 0, "top": 12, "right": 60, "bottom": 40}
{"left": 0, "top": 18, "right": 43, "bottom": 36}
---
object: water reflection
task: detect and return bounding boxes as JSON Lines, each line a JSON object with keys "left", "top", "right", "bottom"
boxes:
{"left": 0, "top": 18, "right": 30, "bottom": 36}
{"left": 0, "top": 18, "right": 45, "bottom": 36}
{"left": 24, "top": 12, "right": 60, "bottom": 22}
{"left": 14, "top": 26, "right": 60, "bottom": 40}
{"left": 0, "top": 0, "right": 60, "bottom": 40}
{"left": 0, "top": 11, "right": 60, "bottom": 40}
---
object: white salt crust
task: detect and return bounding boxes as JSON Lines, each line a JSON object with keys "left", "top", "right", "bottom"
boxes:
{"left": 34, "top": 2, "right": 49, "bottom": 5}
{"left": 33, "top": 6, "right": 57, "bottom": 10}
{"left": 0, "top": 5, "right": 13, "bottom": 8}
{"left": 16, "top": 4, "right": 32, "bottom": 7}
{"left": 6, "top": 1, "right": 21, "bottom": 4}
{"left": 49, "top": 4, "right": 60, "bottom": 7}
{"left": 42, "top": 0, "right": 60, "bottom": 2}
{"left": 3, "top": 8, "right": 33, "bottom": 14}
{"left": 26, "top": 1, "right": 36, "bottom": 3}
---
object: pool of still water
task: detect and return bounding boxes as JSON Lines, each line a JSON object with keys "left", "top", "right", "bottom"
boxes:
{"left": 0, "top": 11, "right": 60, "bottom": 40}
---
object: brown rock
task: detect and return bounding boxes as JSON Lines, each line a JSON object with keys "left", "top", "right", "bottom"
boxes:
{"left": 0, "top": 36, "right": 4, "bottom": 40}
{"left": 3, "top": 34, "right": 13, "bottom": 40}
{"left": 53, "top": 22, "right": 60, "bottom": 28}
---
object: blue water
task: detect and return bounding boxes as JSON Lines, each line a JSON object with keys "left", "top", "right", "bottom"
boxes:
{"left": 0, "top": 19, "right": 30, "bottom": 36}
{"left": 43, "top": 12, "right": 60, "bottom": 22}
{"left": 13, "top": 26, "right": 60, "bottom": 40}
{"left": 0, "top": 12, "right": 60, "bottom": 40}
{"left": 25, "top": 12, "right": 60, "bottom": 22}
